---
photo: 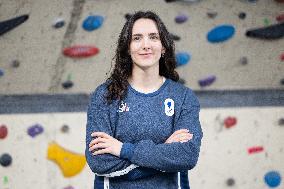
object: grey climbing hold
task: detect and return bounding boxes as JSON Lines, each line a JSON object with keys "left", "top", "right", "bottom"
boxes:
{"left": 0, "top": 153, "right": 12, "bottom": 167}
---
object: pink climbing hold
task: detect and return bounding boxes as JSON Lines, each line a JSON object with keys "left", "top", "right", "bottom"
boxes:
{"left": 0, "top": 125, "right": 8, "bottom": 139}
{"left": 248, "top": 146, "right": 264, "bottom": 154}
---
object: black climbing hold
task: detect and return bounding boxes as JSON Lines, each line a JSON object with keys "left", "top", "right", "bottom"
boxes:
{"left": 0, "top": 153, "right": 12, "bottom": 167}
{"left": 61, "top": 125, "right": 70, "bottom": 133}
{"left": 239, "top": 12, "right": 246, "bottom": 19}
{"left": 207, "top": 11, "right": 218, "bottom": 19}
{"left": 226, "top": 178, "right": 235, "bottom": 186}
{"left": 281, "top": 78, "right": 284, "bottom": 85}
{"left": 0, "top": 69, "right": 4, "bottom": 77}
{"left": 278, "top": 118, "right": 284, "bottom": 126}
{"left": 11, "top": 60, "right": 20, "bottom": 68}
{"left": 170, "top": 33, "right": 181, "bottom": 41}
{"left": 62, "top": 80, "right": 74, "bottom": 89}
{"left": 246, "top": 22, "right": 284, "bottom": 40}
{"left": 240, "top": 56, "right": 248, "bottom": 65}
{"left": 0, "top": 14, "right": 29, "bottom": 36}
{"left": 53, "top": 19, "right": 65, "bottom": 29}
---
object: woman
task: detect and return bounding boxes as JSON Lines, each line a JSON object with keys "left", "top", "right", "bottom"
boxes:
{"left": 85, "top": 11, "right": 203, "bottom": 189}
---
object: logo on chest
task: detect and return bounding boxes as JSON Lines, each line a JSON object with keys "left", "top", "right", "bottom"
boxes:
{"left": 164, "top": 98, "right": 174, "bottom": 116}
{"left": 117, "top": 101, "right": 130, "bottom": 113}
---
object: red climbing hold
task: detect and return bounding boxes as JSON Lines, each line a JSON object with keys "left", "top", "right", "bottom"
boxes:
{"left": 280, "top": 52, "right": 284, "bottom": 61}
{"left": 224, "top": 117, "right": 237, "bottom": 128}
{"left": 276, "top": 13, "right": 284, "bottom": 22}
{"left": 63, "top": 45, "right": 99, "bottom": 58}
{"left": 0, "top": 125, "right": 8, "bottom": 139}
{"left": 248, "top": 146, "right": 264, "bottom": 154}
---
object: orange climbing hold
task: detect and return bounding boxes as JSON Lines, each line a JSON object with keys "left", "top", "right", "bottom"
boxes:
{"left": 47, "top": 141, "right": 86, "bottom": 177}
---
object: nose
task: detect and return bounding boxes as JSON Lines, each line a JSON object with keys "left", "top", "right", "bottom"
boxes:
{"left": 142, "top": 37, "right": 151, "bottom": 50}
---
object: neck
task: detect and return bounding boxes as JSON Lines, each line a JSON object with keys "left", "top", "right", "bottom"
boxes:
{"left": 128, "top": 64, "right": 165, "bottom": 93}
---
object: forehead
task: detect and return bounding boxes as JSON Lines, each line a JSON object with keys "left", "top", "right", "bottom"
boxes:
{"left": 132, "top": 18, "right": 159, "bottom": 35}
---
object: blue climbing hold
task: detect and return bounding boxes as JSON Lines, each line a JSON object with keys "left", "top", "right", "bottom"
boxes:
{"left": 264, "top": 171, "right": 281, "bottom": 188}
{"left": 207, "top": 25, "right": 235, "bottom": 43}
{"left": 176, "top": 52, "right": 191, "bottom": 67}
{"left": 82, "top": 15, "right": 104, "bottom": 31}
{"left": 0, "top": 69, "right": 4, "bottom": 77}
{"left": 175, "top": 14, "right": 188, "bottom": 24}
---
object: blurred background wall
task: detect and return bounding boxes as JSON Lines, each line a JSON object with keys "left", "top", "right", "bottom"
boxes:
{"left": 0, "top": 0, "right": 283, "bottom": 189}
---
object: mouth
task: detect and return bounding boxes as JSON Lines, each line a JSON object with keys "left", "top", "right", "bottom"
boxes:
{"left": 139, "top": 53, "right": 152, "bottom": 58}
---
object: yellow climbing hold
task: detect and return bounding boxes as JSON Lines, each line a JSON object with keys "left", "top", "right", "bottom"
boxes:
{"left": 47, "top": 141, "right": 86, "bottom": 177}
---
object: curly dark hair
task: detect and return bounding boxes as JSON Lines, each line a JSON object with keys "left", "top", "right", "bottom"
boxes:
{"left": 106, "top": 11, "right": 179, "bottom": 104}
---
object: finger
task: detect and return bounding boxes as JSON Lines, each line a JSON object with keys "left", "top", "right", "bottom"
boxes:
{"left": 172, "top": 133, "right": 193, "bottom": 142}
{"left": 89, "top": 142, "right": 109, "bottom": 151}
{"left": 173, "top": 129, "right": 189, "bottom": 135}
{"left": 93, "top": 148, "right": 110, "bottom": 155}
{"left": 89, "top": 137, "right": 108, "bottom": 147}
{"left": 91, "top": 132, "right": 111, "bottom": 139}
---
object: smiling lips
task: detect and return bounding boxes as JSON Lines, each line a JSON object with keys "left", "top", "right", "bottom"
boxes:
{"left": 139, "top": 53, "right": 152, "bottom": 58}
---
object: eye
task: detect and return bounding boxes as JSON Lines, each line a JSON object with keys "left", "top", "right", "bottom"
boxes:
{"left": 150, "top": 35, "right": 159, "bottom": 40}
{"left": 132, "top": 36, "right": 141, "bottom": 41}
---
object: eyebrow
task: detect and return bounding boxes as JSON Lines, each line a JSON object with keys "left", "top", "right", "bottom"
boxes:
{"left": 132, "top": 32, "right": 159, "bottom": 37}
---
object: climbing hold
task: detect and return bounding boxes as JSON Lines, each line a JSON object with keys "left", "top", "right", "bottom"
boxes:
{"left": 198, "top": 75, "right": 216, "bottom": 87}
{"left": 248, "top": 146, "right": 264, "bottom": 154}
{"left": 248, "top": 0, "right": 258, "bottom": 2}
{"left": 239, "top": 56, "right": 248, "bottom": 65}
{"left": 224, "top": 117, "right": 237, "bottom": 128}
{"left": 276, "top": 13, "right": 284, "bottom": 22}
{"left": 125, "top": 13, "right": 132, "bottom": 20}
{"left": 27, "top": 124, "right": 44, "bottom": 138}
{"left": 11, "top": 59, "right": 20, "bottom": 68}
{"left": 0, "top": 14, "right": 29, "bottom": 36}
{"left": 175, "top": 14, "right": 188, "bottom": 24}
{"left": 0, "top": 153, "right": 12, "bottom": 167}
{"left": 175, "top": 52, "right": 191, "bottom": 67}
{"left": 0, "top": 125, "right": 8, "bottom": 139}
{"left": 278, "top": 118, "right": 284, "bottom": 126}
{"left": 280, "top": 52, "right": 284, "bottom": 61}
{"left": 3, "top": 176, "right": 8, "bottom": 185}
{"left": 226, "top": 178, "right": 235, "bottom": 186}
{"left": 207, "top": 11, "right": 218, "bottom": 19}
{"left": 61, "top": 125, "right": 70, "bottom": 133}
{"left": 264, "top": 171, "right": 281, "bottom": 188}
{"left": 62, "top": 80, "right": 74, "bottom": 89}
{"left": 274, "top": 0, "right": 284, "bottom": 2}
{"left": 239, "top": 12, "right": 246, "bottom": 20}
{"left": 246, "top": 22, "right": 284, "bottom": 40}
{"left": 64, "top": 186, "right": 74, "bottom": 189}
{"left": 169, "top": 33, "right": 181, "bottom": 41}
{"left": 280, "top": 78, "right": 284, "bottom": 85}
{"left": 63, "top": 45, "right": 99, "bottom": 58}
{"left": 0, "top": 69, "right": 4, "bottom": 77}
{"left": 82, "top": 15, "right": 104, "bottom": 31}
{"left": 47, "top": 141, "right": 86, "bottom": 177}
{"left": 178, "top": 78, "right": 186, "bottom": 85}
{"left": 264, "top": 18, "right": 270, "bottom": 27}
{"left": 53, "top": 18, "right": 65, "bottom": 29}
{"left": 207, "top": 25, "right": 235, "bottom": 43}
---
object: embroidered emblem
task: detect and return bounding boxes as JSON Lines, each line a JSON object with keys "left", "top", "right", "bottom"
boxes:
{"left": 117, "top": 101, "right": 130, "bottom": 112}
{"left": 164, "top": 98, "right": 174, "bottom": 116}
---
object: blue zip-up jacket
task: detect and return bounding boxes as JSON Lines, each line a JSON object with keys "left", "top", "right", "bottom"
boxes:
{"left": 85, "top": 78, "right": 203, "bottom": 189}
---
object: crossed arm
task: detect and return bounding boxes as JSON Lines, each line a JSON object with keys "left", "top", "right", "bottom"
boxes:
{"left": 85, "top": 88, "right": 202, "bottom": 180}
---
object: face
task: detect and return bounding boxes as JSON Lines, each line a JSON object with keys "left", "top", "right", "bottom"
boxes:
{"left": 129, "top": 18, "right": 165, "bottom": 70}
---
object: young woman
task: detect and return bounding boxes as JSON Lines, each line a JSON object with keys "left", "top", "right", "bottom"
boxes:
{"left": 85, "top": 11, "right": 203, "bottom": 189}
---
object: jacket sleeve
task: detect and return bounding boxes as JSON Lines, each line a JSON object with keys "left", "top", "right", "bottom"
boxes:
{"left": 119, "top": 89, "right": 203, "bottom": 172}
{"left": 85, "top": 86, "right": 161, "bottom": 179}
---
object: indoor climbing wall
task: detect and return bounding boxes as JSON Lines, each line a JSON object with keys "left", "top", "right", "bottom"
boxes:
{"left": 0, "top": 0, "right": 283, "bottom": 189}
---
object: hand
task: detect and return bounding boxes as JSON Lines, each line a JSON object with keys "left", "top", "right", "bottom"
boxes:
{"left": 89, "top": 132, "right": 123, "bottom": 157}
{"left": 165, "top": 129, "right": 193, "bottom": 144}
